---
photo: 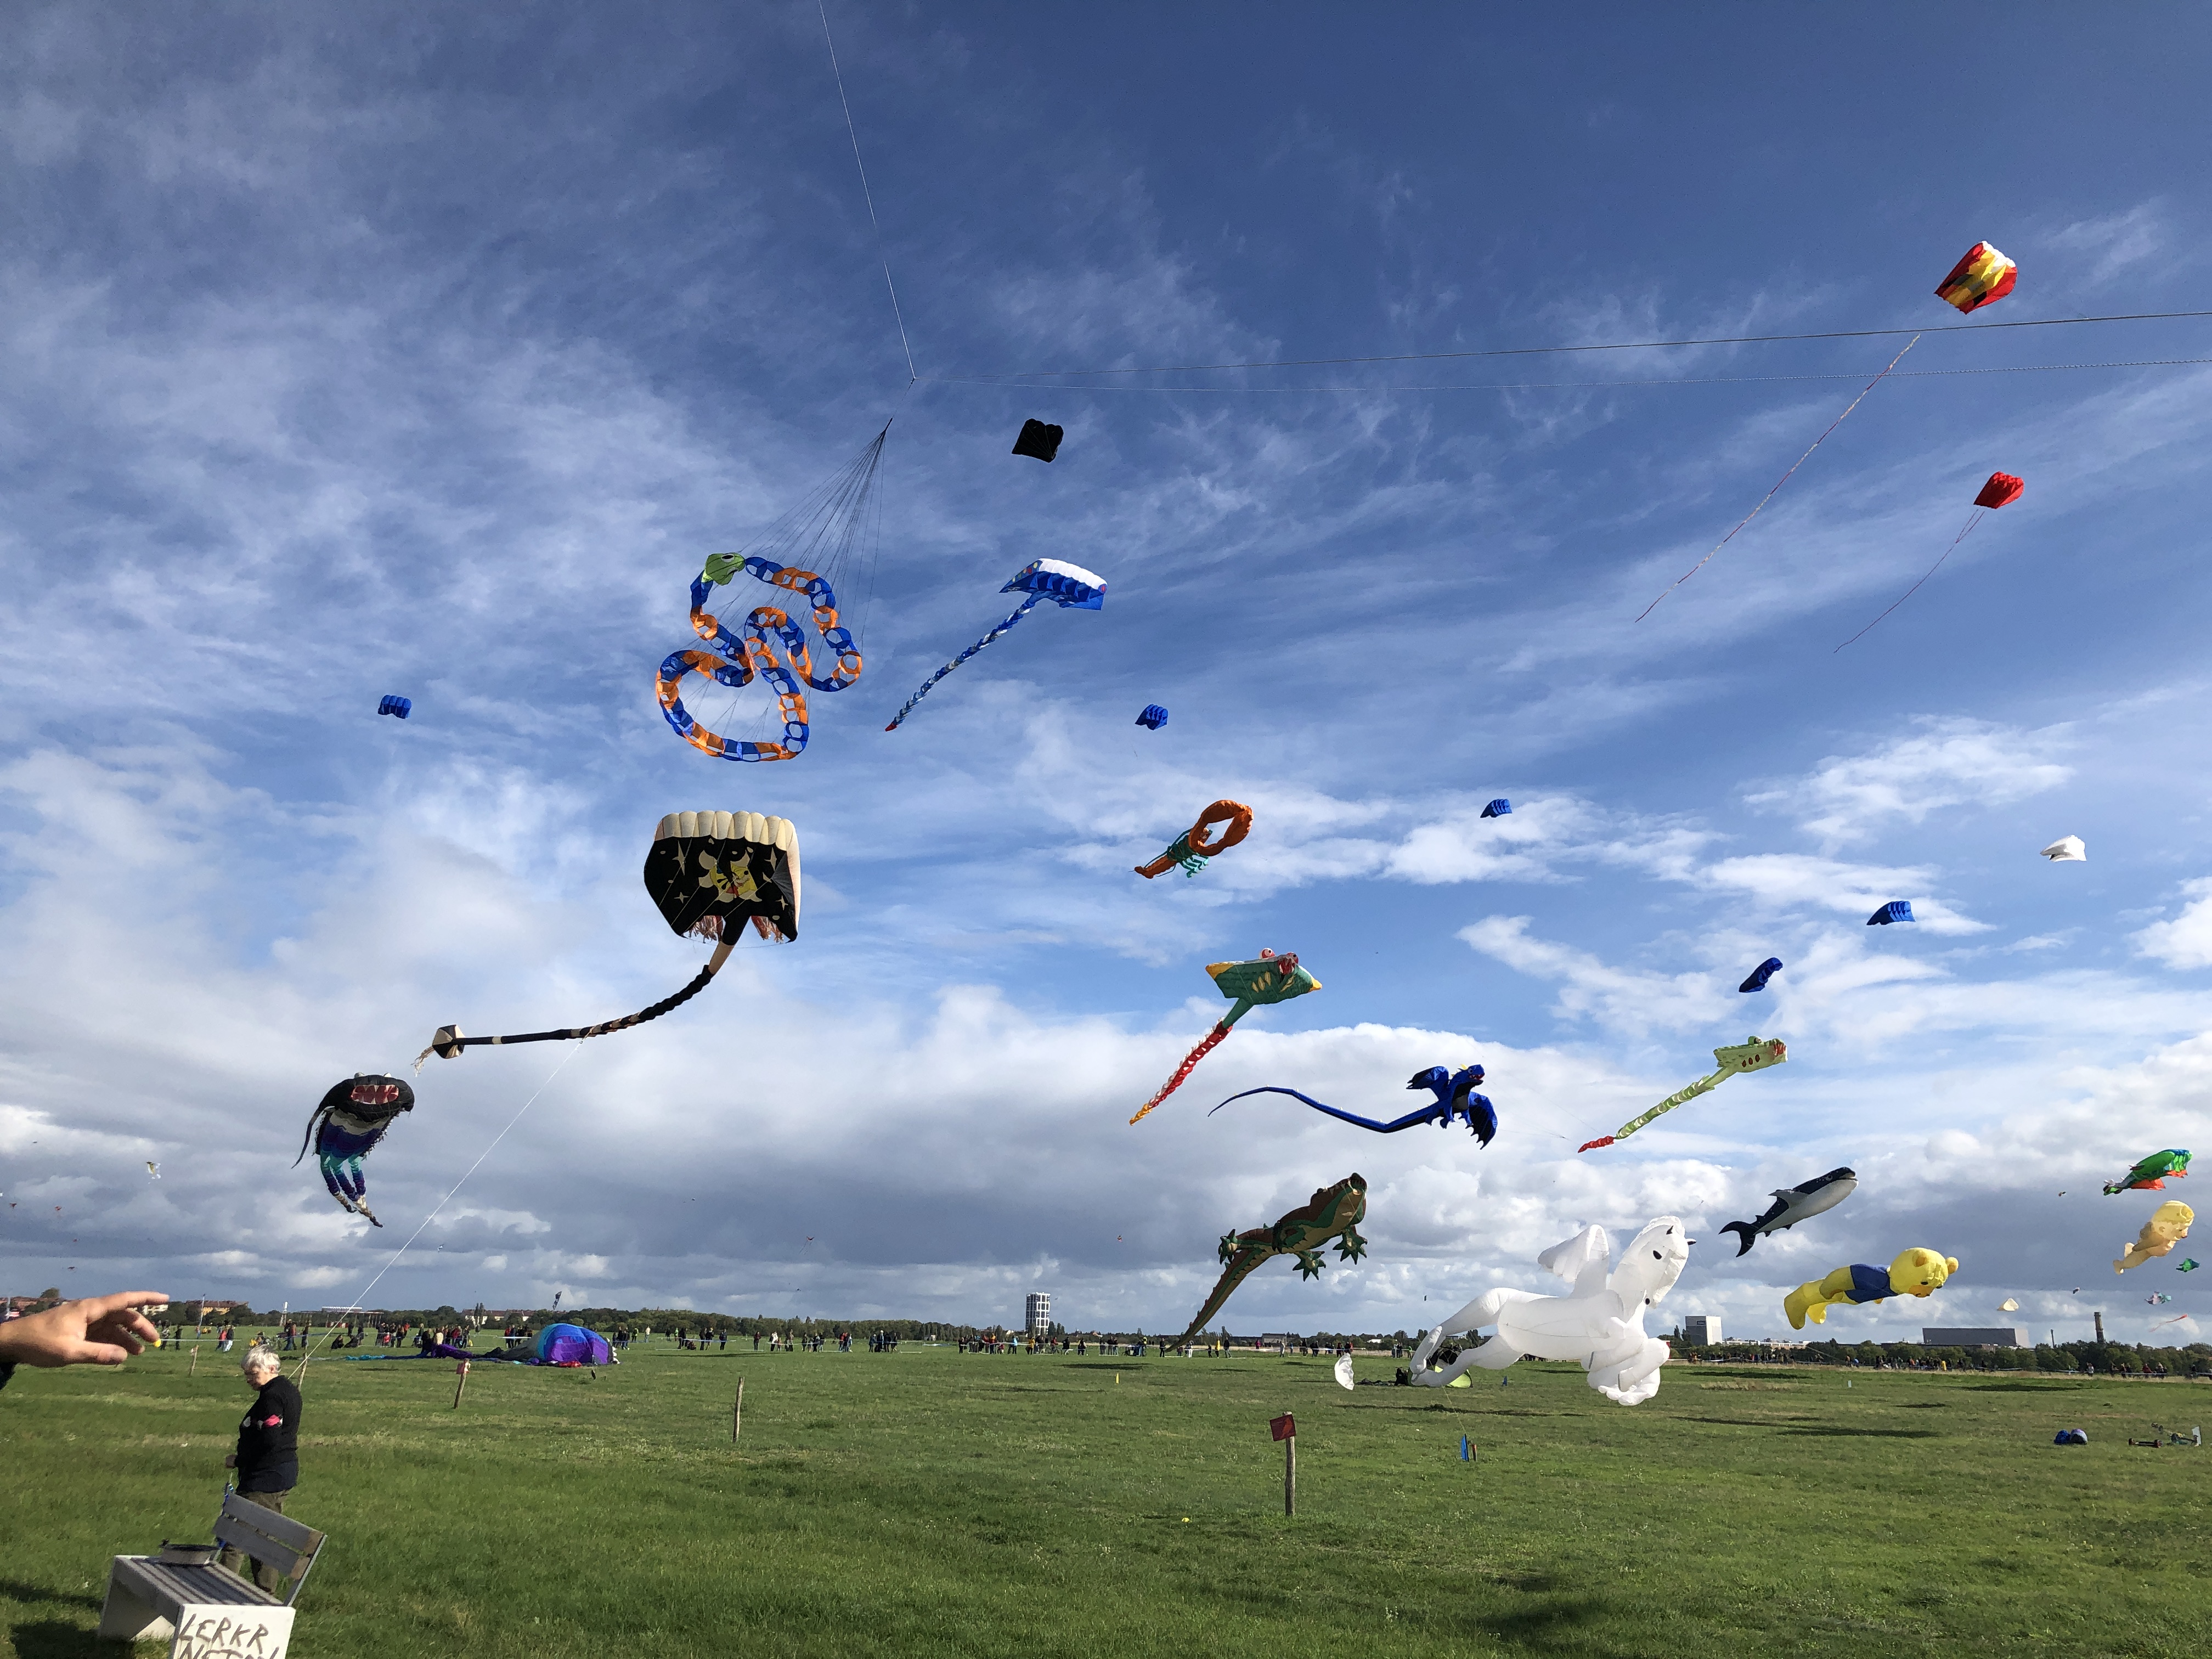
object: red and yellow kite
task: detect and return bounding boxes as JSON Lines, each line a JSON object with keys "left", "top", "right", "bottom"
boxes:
{"left": 1935, "top": 242, "right": 2017, "bottom": 314}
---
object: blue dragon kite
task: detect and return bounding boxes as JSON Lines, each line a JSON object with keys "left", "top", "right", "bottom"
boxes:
{"left": 1211, "top": 1065, "right": 1496, "bottom": 1146}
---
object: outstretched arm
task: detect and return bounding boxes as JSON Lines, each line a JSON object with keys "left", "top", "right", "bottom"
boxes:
{"left": 0, "top": 1291, "right": 168, "bottom": 1373}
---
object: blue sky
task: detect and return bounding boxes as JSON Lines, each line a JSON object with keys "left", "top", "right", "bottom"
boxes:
{"left": 4, "top": 3, "right": 2211, "bottom": 1347}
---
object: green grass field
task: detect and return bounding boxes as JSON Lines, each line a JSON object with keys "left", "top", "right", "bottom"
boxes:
{"left": 4, "top": 1339, "right": 2209, "bottom": 1657}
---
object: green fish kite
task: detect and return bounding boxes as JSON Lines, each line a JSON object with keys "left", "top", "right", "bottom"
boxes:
{"left": 1579, "top": 1037, "right": 1788, "bottom": 1153}
{"left": 1129, "top": 950, "right": 1320, "bottom": 1124}
{"left": 2104, "top": 1149, "right": 2191, "bottom": 1195}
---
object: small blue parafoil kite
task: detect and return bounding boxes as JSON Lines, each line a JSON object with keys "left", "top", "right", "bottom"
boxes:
{"left": 884, "top": 558, "right": 1106, "bottom": 731}
{"left": 1212, "top": 1065, "right": 1496, "bottom": 1147}
{"left": 1867, "top": 901, "right": 1915, "bottom": 926}
{"left": 1136, "top": 704, "right": 1169, "bottom": 730}
{"left": 379, "top": 696, "right": 411, "bottom": 719}
{"left": 1739, "top": 957, "right": 1784, "bottom": 992}
{"left": 1481, "top": 799, "right": 1511, "bottom": 819}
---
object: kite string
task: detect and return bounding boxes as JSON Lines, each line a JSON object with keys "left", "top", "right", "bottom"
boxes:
{"left": 1833, "top": 509, "right": 1985, "bottom": 652}
{"left": 295, "top": 1047, "right": 578, "bottom": 1378}
{"left": 1635, "top": 334, "right": 1920, "bottom": 622}
{"left": 818, "top": 0, "right": 916, "bottom": 385}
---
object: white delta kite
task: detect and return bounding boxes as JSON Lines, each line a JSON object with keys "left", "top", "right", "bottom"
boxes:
{"left": 1406, "top": 1216, "right": 1690, "bottom": 1405}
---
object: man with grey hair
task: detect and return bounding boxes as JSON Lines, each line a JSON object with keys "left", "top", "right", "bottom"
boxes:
{"left": 218, "top": 1345, "right": 301, "bottom": 1593}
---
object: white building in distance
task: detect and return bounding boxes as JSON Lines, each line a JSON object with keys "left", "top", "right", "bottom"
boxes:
{"left": 1682, "top": 1314, "right": 1722, "bottom": 1345}
{"left": 1025, "top": 1292, "right": 1051, "bottom": 1336}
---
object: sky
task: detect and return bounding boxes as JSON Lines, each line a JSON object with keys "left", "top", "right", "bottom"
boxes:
{"left": 3, "top": 2, "right": 2211, "bottom": 1348}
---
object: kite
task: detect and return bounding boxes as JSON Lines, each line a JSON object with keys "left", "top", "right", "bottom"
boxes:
{"left": 2148, "top": 1292, "right": 2172, "bottom": 1305}
{"left": 1578, "top": 1036, "right": 1787, "bottom": 1152}
{"left": 1934, "top": 241, "right": 2018, "bottom": 314}
{"left": 1135, "top": 799, "right": 1252, "bottom": 879}
{"left": 1718, "top": 1167, "right": 1856, "bottom": 1255}
{"left": 1135, "top": 704, "right": 1169, "bottom": 730}
{"left": 2180, "top": 1260, "right": 2201, "bottom": 1273}
{"left": 657, "top": 557, "right": 863, "bottom": 761}
{"left": 1481, "top": 799, "right": 1511, "bottom": 819}
{"left": 1836, "top": 471, "right": 2027, "bottom": 650}
{"left": 296, "top": 1075, "right": 416, "bottom": 1227}
{"left": 1333, "top": 1353, "right": 1355, "bottom": 1390}
{"left": 1998, "top": 1298, "right": 2020, "bottom": 1312}
{"left": 884, "top": 558, "right": 1106, "bottom": 731}
{"left": 144, "top": 1162, "right": 160, "bottom": 1180}
{"left": 1212, "top": 1064, "right": 1496, "bottom": 1145}
{"left": 377, "top": 696, "right": 411, "bottom": 719}
{"left": 1406, "top": 1217, "right": 1691, "bottom": 1405}
{"left": 2053, "top": 1428, "right": 2089, "bottom": 1445}
{"left": 2105, "top": 1149, "right": 2191, "bottom": 1194}
{"left": 419, "top": 809, "right": 798, "bottom": 1066}
{"left": 656, "top": 428, "right": 884, "bottom": 761}
{"left": 1867, "top": 901, "right": 1915, "bottom": 925}
{"left": 1739, "top": 957, "right": 1784, "bottom": 993}
{"left": 2115, "top": 1200, "right": 2194, "bottom": 1272}
{"left": 1785, "top": 1246, "right": 1958, "bottom": 1329}
{"left": 1129, "top": 950, "right": 1319, "bottom": 1124}
{"left": 2041, "top": 835, "right": 2087, "bottom": 862}
{"left": 1011, "top": 419, "right": 1064, "bottom": 462}
{"left": 1176, "top": 1174, "right": 1367, "bottom": 1342}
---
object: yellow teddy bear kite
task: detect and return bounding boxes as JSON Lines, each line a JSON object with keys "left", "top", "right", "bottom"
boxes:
{"left": 1785, "top": 1247, "right": 1959, "bottom": 1330}
{"left": 2115, "top": 1200, "right": 2193, "bottom": 1273}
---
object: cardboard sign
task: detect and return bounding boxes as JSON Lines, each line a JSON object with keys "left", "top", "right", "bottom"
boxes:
{"left": 1269, "top": 1412, "right": 1295, "bottom": 1442}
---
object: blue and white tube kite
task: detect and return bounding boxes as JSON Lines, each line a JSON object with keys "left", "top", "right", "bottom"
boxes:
{"left": 884, "top": 558, "right": 1105, "bottom": 731}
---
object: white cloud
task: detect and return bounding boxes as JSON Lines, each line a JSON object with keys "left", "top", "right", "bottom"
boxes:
{"left": 2045, "top": 203, "right": 2166, "bottom": 287}
{"left": 2133, "top": 878, "right": 2212, "bottom": 969}
{"left": 1744, "top": 718, "right": 2072, "bottom": 850}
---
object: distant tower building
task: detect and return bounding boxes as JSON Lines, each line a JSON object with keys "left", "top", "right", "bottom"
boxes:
{"left": 1025, "top": 1292, "right": 1052, "bottom": 1336}
{"left": 2094, "top": 1310, "right": 2106, "bottom": 1344}
{"left": 1683, "top": 1314, "right": 1722, "bottom": 1346}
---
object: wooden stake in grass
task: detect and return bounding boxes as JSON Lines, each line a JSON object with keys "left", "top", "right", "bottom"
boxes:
{"left": 1271, "top": 1413, "right": 1296, "bottom": 1517}
{"left": 453, "top": 1360, "right": 470, "bottom": 1410}
{"left": 732, "top": 1379, "right": 744, "bottom": 1444}
{"left": 188, "top": 1346, "right": 199, "bottom": 1377}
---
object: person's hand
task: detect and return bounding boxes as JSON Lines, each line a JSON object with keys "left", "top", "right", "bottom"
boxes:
{"left": 0, "top": 1291, "right": 168, "bottom": 1369}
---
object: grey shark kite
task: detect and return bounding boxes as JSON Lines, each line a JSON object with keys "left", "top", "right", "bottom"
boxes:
{"left": 1718, "top": 1167, "right": 1857, "bottom": 1256}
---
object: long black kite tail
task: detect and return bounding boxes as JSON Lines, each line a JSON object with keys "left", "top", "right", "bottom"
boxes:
{"left": 415, "top": 941, "right": 735, "bottom": 1071}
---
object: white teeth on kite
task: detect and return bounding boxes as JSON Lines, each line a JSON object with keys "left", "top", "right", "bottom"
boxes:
{"left": 654, "top": 810, "right": 798, "bottom": 851}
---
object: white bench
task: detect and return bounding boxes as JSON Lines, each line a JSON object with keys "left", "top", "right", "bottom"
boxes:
{"left": 97, "top": 1489, "right": 326, "bottom": 1657}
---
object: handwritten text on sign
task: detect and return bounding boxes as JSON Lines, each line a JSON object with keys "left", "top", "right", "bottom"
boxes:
{"left": 173, "top": 1605, "right": 295, "bottom": 1659}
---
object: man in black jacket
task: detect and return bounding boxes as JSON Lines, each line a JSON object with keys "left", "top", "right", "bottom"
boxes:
{"left": 219, "top": 1345, "right": 301, "bottom": 1593}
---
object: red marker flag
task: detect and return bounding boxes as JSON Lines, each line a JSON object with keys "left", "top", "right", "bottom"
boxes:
{"left": 1270, "top": 1412, "right": 1296, "bottom": 1442}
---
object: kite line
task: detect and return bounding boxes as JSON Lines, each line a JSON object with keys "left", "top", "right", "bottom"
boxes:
{"left": 819, "top": 0, "right": 916, "bottom": 385}
{"left": 933, "top": 307, "right": 2212, "bottom": 381}
{"left": 1635, "top": 335, "right": 1920, "bottom": 622}
{"left": 924, "top": 354, "right": 2212, "bottom": 396}
{"left": 1833, "top": 511, "right": 1987, "bottom": 651}
{"left": 295, "top": 1047, "right": 579, "bottom": 1380}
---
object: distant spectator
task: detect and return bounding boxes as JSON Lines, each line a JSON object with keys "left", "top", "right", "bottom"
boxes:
{"left": 219, "top": 1345, "right": 301, "bottom": 1594}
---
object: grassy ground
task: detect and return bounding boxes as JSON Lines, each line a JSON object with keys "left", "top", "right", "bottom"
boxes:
{"left": 4, "top": 1339, "right": 2209, "bottom": 1657}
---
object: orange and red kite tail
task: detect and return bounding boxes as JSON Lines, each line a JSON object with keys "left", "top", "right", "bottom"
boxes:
{"left": 1130, "top": 1022, "right": 1233, "bottom": 1124}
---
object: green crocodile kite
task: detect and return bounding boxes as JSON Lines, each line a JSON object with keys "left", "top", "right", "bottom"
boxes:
{"left": 1178, "top": 1173, "right": 1368, "bottom": 1344}
{"left": 2104, "top": 1148, "right": 2190, "bottom": 1196}
{"left": 1578, "top": 1036, "right": 1788, "bottom": 1153}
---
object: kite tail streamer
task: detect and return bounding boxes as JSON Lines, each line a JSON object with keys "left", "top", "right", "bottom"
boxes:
{"left": 1130, "top": 1020, "right": 1233, "bottom": 1124}
{"left": 1577, "top": 1067, "right": 1725, "bottom": 1153}
{"left": 1180, "top": 1251, "right": 1268, "bottom": 1342}
{"left": 415, "top": 941, "right": 736, "bottom": 1070}
{"left": 1636, "top": 334, "right": 1921, "bottom": 621}
{"left": 1833, "top": 510, "right": 1985, "bottom": 651}
{"left": 884, "top": 593, "right": 1047, "bottom": 730}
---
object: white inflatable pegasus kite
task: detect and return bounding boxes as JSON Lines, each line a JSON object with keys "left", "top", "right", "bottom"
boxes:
{"left": 1407, "top": 1216, "right": 1690, "bottom": 1405}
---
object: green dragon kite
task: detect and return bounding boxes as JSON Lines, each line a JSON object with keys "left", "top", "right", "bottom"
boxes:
{"left": 1178, "top": 1173, "right": 1368, "bottom": 1344}
{"left": 1578, "top": 1036, "right": 1788, "bottom": 1152}
{"left": 1128, "top": 950, "right": 1321, "bottom": 1124}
